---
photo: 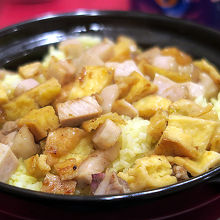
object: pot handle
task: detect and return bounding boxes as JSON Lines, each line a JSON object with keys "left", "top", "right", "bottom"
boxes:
{"left": 207, "top": 175, "right": 220, "bottom": 185}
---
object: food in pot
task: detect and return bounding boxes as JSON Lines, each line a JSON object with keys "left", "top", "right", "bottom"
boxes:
{"left": 0, "top": 35, "right": 219, "bottom": 195}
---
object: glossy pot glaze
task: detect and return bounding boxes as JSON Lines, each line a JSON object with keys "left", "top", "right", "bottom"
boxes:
{"left": 0, "top": 10, "right": 219, "bottom": 219}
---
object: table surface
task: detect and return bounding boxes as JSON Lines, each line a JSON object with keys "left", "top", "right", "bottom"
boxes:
{"left": 0, "top": 0, "right": 219, "bottom": 219}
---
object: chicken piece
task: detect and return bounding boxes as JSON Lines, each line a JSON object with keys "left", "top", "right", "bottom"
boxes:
{"left": 136, "top": 47, "right": 161, "bottom": 64}
{"left": 0, "top": 85, "right": 8, "bottom": 105}
{"left": 147, "top": 110, "right": 168, "bottom": 144}
{"left": 99, "top": 84, "right": 119, "bottom": 113}
{"left": 91, "top": 173, "right": 105, "bottom": 194}
{"left": 178, "top": 64, "right": 200, "bottom": 82}
{"left": 167, "top": 151, "right": 220, "bottom": 176}
{"left": 58, "top": 38, "right": 84, "bottom": 59}
{"left": 14, "top": 79, "right": 39, "bottom": 97}
{"left": 82, "top": 112, "right": 125, "bottom": 132}
{"left": 172, "top": 164, "right": 189, "bottom": 181}
{"left": 41, "top": 173, "right": 76, "bottom": 194}
{"left": 163, "top": 84, "right": 189, "bottom": 102}
{"left": 47, "top": 57, "right": 76, "bottom": 86}
{"left": 118, "top": 155, "right": 177, "bottom": 191}
{"left": 24, "top": 154, "right": 51, "bottom": 178}
{"left": 57, "top": 96, "right": 102, "bottom": 127}
{"left": 112, "top": 99, "right": 138, "bottom": 118}
{"left": 54, "top": 158, "right": 78, "bottom": 181}
{"left": 198, "top": 73, "right": 218, "bottom": 99}
{"left": 44, "top": 127, "right": 85, "bottom": 166}
{"left": 133, "top": 95, "right": 171, "bottom": 118}
{"left": 106, "top": 60, "right": 142, "bottom": 80}
{"left": 0, "top": 131, "right": 17, "bottom": 147}
{"left": 0, "top": 143, "right": 18, "bottom": 182}
{"left": 74, "top": 52, "right": 104, "bottom": 74}
{"left": 11, "top": 126, "right": 39, "bottom": 159}
{"left": 93, "top": 170, "right": 130, "bottom": 195}
{"left": 68, "top": 66, "right": 113, "bottom": 100}
{"left": 161, "top": 47, "right": 192, "bottom": 65}
{"left": 183, "top": 82, "right": 204, "bottom": 100}
{"left": 152, "top": 55, "right": 178, "bottom": 71}
{"left": 18, "top": 62, "right": 42, "bottom": 79}
{"left": 87, "top": 38, "right": 114, "bottom": 62}
{"left": 92, "top": 119, "right": 121, "bottom": 150}
{"left": 123, "top": 72, "right": 158, "bottom": 103}
{"left": 111, "top": 35, "right": 138, "bottom": 62}
{"left": 155, "top": 115, "right": 218, "bottom": 159}
{"left": 76, "top": 142, "right": 121, "bottom": 185}
{"left": 1, "top": 121, "right": 18, "bottom": 135}
{"left": 17, "top": 106, "right": 59, "bottom": 141}
{"left": 194, "top": 59, "right": 220, "bottom": 86}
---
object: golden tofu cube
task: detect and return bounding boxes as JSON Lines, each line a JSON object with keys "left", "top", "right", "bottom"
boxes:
{"left": 82, "top": 112, "right": 125, "bottom": 132}
{"left": 17, "top": 106, "right": 59, "bottom": 141}
{"left": 194, "top": 59, "right": 220, "bottom": 86}
{"left": 155, "top": 115, "right": 218, "bottom": 159}
{"left": 140, "top": 62, "right": 191, "bottom": 83}
{"left": 27, "top": 78, "right": 61, "bottom": 107}
{"left": 123, "top": 72, "right": 158, "bottom": 103}
{"left": 167, "top": 151, "right": 220, "bottom": 176}
{"left": 19, "top": 62, "right": 42, "bottom": 79}
{"left": 44, "top": 127, "right": 85, "bottom": 166}
{"left": 133, "top": 95, "right": 171, "bottom": 118}
{"left": 118, "top": 155, "right": 177, "bottom": 191}
{"left": 69, "top": 66, "right": 113, "bottom": 100}
{"left": 3, "top": 94, "right": 39, "bottom": 121}
{"left": 147, "top": 110, "right": 168, "bottom": 144}
{"left": 24, "top": 154, "right": 51, "bottom": 178}
{"left": 0, "top": 85, "right": 8, "bottom": 105}
{"left": 111, "top": 36, "right": 138, "bottom": 62}
{"left": 3, "top": 78, "right": 61, "bottom": 120}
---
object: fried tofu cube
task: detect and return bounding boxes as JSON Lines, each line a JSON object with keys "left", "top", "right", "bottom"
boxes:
{"left": 19, "top": 62, "right": 42, "bottom": 79}
{"left": 3, "top": 78, "right": 61, "bottom": 120}
{"left": 147, "top": 110, "right": 168, "bottom": 144}
{"left": 133, "top": 95, "right": 171, "bottom": 118}
{"left": 0, "top": 86, "right": 8, "bottom": 105}
{"left": 140, "top": 62, "right": 191, "bottom": 83}
{"left": 194, "top": 59, "right": 220, "bottom": 86}
{"left": 27, "top": 78, "right": 61, "bottom": 107}
{"left": 68, "top": 66, "right": 113, "bottom": 100}
{"left": 3, "top": 94, "right": 39, "bottom": 121}
{"left": 111, "top": 36, "right": 138, "bottom": 62}
{"left": 24, "top": 154, "right": 51, "bottom": 178}
{"left": 82, "top": 112, "right": 125, "bottom": 132}
{"left": 123, "top": 72, "right": 158, "bottom": 103}
{"left": 17, "top": 106, "right": 59, "bottom": 141}
{"left": 44, "top": 127, "right": 85, "bottom": 166}
{"left": 155, "top": 115, "right": 218, "bottom": 159}
{"left": 167, "top": 151, "right": 220, "bottom": 176}
{"left": 118, "top": 155, "right": 177, "bottom": 191}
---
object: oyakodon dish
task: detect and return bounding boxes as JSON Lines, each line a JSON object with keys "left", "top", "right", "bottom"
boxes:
{"left": 0, "top": 35, "right": 220, "bottom": 195}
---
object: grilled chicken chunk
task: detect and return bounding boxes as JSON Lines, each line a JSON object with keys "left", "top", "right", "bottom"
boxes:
{"left": 57, "top": 96, "right": 102, "bottom": 127}
{"left": 11, "top": 126, "right": 39, "bottom": 159}
{"left": 93, "top": 170, "right": 130, "bottom": 195}
{"left": 41, "top": 173, "right": 76, "bottom": 194}
{"left": 14, "top": 79, "right": 39, "bottom": 97}
{"left": 92, "top": 119, "right": 121, "bottom": 150}
{"left": 0, "top": 143, "right": 18, "bottom": 182}
{"left": 112, "top": 99, "right": 138, "bottom": 118}
{"left": 76, "top": 142, "right": 121, "bottom": 185}
{"left": 100, "top": 84, "right": 119, "bottom": 113}
{"left": 152, "top": 55, "right": 178, "bottom": 71}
